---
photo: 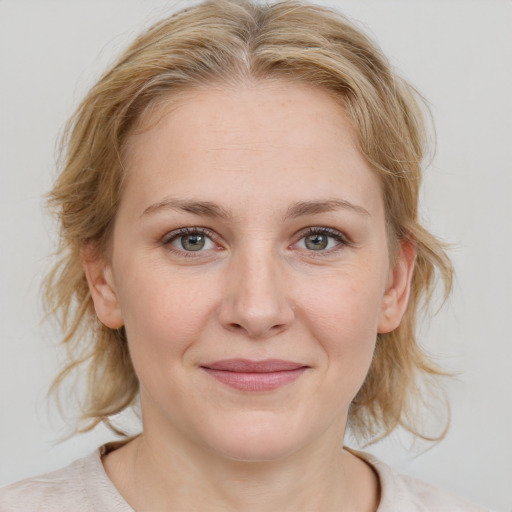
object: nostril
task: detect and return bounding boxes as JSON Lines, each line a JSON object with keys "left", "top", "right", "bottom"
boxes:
{"left": 217, "top": 292, "right": 295, "bottom": 338}
{"left": 225, "top": 321, "right": 288, "bottom": 338}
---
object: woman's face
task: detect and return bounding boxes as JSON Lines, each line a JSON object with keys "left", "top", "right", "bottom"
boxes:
{"left": 86, "top": 81, "right": 413, "bottom": 461}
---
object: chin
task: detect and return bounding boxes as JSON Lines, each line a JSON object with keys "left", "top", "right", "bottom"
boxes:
{"left": 203, "top": 411, "right": 311, "bottom": 462}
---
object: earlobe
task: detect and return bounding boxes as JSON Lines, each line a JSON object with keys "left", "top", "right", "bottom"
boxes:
{"left": 81, "top": 244, "right": 124, "bottom": 329}
{"left": 377, "top": 240, "right": 416, "bottom": 334}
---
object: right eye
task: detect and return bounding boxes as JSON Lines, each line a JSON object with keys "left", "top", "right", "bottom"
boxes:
{"left": 163, "top": 228, "right": 218, "bottom": 255}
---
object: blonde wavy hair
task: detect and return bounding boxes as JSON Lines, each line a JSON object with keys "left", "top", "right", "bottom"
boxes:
{"left": 45, "top": 0, "right": 453, "bottom": 442}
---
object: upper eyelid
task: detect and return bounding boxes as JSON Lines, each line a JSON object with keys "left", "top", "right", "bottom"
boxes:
{"left": 162, "top": 226, "right": 347, "bottom": 240}
{"left": 299, "top": 226, "right": 347, "bottom": 237}
{"left": 162, "top": 226, "right": 218, "bottom": 244}
{"left": 296, "top": 226, "right": 351, "bottom": 245}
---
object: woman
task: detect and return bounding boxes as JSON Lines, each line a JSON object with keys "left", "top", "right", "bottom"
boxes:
{"left": 0, "top": 1, "right": 494, "bottom": 510}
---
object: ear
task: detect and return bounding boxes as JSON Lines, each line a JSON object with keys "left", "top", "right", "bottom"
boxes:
{"left": 81, "top": 243, "right": 124, "bottom": 329}
{"left": 377, "top": 239, "right": 416, "bottom": 334}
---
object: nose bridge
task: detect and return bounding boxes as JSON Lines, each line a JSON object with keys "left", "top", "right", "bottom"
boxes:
{"left": 219, "top": 239, "right": 294, "bottom": 338}
{"left": 240, "top": 242, "right": 279, "bottom": 303}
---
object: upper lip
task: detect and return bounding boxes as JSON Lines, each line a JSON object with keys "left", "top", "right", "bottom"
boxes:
{"left": 201, "top": 359, "right": 307, "bottom": 373}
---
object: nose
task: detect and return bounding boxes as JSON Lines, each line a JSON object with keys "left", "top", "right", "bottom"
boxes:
{"left": 217, "top": 246, "right": 295, "bottom": 339}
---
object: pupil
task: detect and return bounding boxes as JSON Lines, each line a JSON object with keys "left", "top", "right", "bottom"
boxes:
{"left": 181, "top": 234, "right": 205, "bottom": 251}
{"left": 305, "top": 234, "right": 328, "bottom": 250}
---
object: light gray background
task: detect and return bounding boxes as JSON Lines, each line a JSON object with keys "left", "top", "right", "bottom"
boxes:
{"left": 0, "top": 1, "right": 510, "bottom": 510}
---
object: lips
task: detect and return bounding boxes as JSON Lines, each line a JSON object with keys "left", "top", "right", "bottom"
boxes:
{"left": 200, "top": 359, "right": 308, "bottom": 391}
{"left": 202, "top": 359, "right": 306, "bottom": 372}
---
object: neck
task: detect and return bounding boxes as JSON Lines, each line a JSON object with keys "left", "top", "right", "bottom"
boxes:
{"left": 103, "top": 425, "right": 379, "bottom": 512}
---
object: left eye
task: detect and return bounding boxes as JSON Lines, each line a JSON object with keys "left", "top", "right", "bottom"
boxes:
{"left": 168, "top": 231, "right": 216, "bottom": 252}
{"left": 296, "top": 230, "right": 346, "bottom": 251}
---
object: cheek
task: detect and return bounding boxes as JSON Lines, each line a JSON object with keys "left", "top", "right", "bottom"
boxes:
{"left": 296, "top": 270, "right": 385, "bottom": 376}
{"left": 114, "top": 262, "right": 219, "bottom": 375}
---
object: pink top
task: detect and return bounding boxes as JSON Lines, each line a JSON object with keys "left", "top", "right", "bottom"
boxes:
{"left": 0, "top": 444, "right": 492, "bottom": 511}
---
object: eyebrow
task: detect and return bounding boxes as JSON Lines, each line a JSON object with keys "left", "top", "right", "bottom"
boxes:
{"left": 141, "top": 197, "right": 370, "bottom": 220}
{"left": 282, "top": 199, "right": 370, "bottom": 220}
{"left": 141, "top": 198, "right": 232, "bottom": 219}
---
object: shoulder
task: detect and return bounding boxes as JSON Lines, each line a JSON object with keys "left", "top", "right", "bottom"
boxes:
{"left": 0, "top": 454, "right": 93, "bottom": 512}
{"left": 0, "top": 447, "right": 132, "bottom": 512}
{"left": 352, "top": 450, "right": 494, "bottom": 512}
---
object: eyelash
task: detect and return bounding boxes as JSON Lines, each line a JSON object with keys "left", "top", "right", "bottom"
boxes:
{"left": 161, "top": 226, "right": 350, "bottom": 258}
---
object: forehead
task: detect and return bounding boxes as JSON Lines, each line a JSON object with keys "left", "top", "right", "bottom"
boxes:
{"left": 120, "top": 81, "right": 383, "bottom": 219}
{"left": 127, "top": 80, "right": 357, "bottom": 158}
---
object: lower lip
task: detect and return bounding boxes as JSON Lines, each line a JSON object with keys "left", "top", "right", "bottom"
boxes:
{"left": 202, "top": 367, "right": 307, "bottom": 391}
